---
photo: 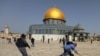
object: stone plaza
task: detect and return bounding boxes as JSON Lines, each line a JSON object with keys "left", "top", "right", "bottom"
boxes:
{"left": 0, "top": 38, "right": 100, "bottom": 56}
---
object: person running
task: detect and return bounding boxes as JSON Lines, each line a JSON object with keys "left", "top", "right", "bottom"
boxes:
{"left": 60, "top": 41, "right": 81, "bottom": 56}
{"left": 16, "top": 34, "right": 30, "bottom": 56}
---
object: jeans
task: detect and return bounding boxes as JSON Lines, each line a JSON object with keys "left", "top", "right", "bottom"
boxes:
{"left": 18, "top": 47, "right": 28, "bottom": 56}
{"left": 60, "top": 49, "right": 74, "bottom": 56}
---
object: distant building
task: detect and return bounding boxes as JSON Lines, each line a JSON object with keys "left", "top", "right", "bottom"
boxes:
{"left": 29, "top": 7, "right": 89, "bottom": 41}
{"left": 68, "top": 24, "right": 89, "bottom": 41}
{"left": 0, "top": 25, "right": 21, "bottom": 39}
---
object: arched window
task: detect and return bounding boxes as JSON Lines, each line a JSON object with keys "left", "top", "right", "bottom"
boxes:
{"left": 36, "top": 29, "right": 38, "bottom": 34}
{"left": 74, "top": 33, "right": 76, "bottom": 37}
{"left": 80, "top": 33, "right": 83, "bottom": 37}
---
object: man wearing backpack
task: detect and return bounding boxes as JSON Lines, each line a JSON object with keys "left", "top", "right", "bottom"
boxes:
{"left": 16, "top": 34, "right": 30, "bottom": 56}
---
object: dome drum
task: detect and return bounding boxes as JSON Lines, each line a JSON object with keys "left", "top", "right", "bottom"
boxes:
{"left": 43, "top": 18, "right": 66, "bottom": 25}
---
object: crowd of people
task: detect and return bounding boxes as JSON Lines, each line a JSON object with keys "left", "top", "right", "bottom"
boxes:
{"left": 15, "top": 34, "right": 82, "bottom": 56}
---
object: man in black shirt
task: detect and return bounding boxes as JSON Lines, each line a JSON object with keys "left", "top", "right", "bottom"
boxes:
{"left": 31, "top": 38, "right": 35, "bottom": 47}
{"left": 16, "top": 34, "right": 30, "bottom": 56}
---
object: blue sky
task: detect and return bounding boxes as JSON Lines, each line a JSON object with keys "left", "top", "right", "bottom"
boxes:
{"left": 0, "top": 0, "right": 100, "bottom": 35}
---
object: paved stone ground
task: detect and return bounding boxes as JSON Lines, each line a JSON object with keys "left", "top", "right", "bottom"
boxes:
{"left": 0, "top": 39, "right": 100, "bottom": 56}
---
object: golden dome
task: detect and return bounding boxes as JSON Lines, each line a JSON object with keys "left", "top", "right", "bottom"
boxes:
{"left": 44, "top": 7, "right": 65, "bottom": 21}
